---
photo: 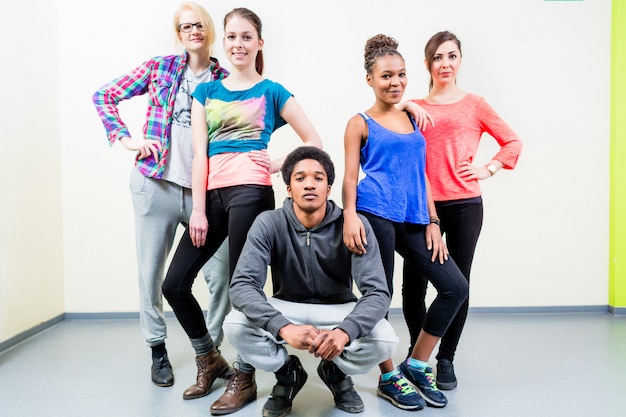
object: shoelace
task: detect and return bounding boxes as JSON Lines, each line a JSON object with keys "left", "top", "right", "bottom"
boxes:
{"left": 424, "top": 370, "right": 439, "bottom": 391}
{"left": 393, "top": 376, "right": 418, "bottom": 395}
{"left": 225, "top": 371, "right": 245, "bottom": 394}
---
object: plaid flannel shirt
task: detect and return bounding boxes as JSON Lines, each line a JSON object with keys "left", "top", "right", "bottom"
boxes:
{"left": 92, "top": 52, "right": 229, "bottom": 178}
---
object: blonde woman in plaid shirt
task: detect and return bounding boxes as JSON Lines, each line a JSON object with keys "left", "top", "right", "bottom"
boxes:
{"left": 92, "top": 2, "right": 254, "bottom": 388}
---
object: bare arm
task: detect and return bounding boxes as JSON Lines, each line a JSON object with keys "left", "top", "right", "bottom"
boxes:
{"left": 342, "top": 115, "right": 368, "bottom": 255}
{"left": 276, "top": 97, "right": 323, "bottom": 172}
{"left": 424, "top": 174, "right": 448, "bottom": 264}
{"left": 189, "top": 98, "right": 209, "bottom": 248}
{"left": 397, "top": 100, "right": 435, "bottom": 130}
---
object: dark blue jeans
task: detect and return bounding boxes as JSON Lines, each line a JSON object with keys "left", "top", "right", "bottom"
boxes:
{"left": 360, "top": 212, "right": 468, "bottom": 339}
{"left": 402, "top": 198, "right": 483, "bottom": 361}
{"left": 163, "top": 184, "right": 274, "bottom": 339}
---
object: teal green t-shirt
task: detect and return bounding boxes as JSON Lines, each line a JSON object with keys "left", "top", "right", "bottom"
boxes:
{"left": 192, "top": 79, "right": 292, "bottom": 157}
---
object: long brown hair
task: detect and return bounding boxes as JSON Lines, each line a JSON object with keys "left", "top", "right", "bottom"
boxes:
{"left": 424, "top": 31, "right": 462, "bottom": 91}
{"left": 224, "top": 8, "right": 264, "bottom": 75}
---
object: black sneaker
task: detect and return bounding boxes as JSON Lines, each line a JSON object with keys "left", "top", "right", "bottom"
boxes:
{"left": 263, "top": 355, "right": 308, "bottom": 417}
{"left": 151, "top": 353, "right": 174, "bottom": 387}
{"left": 436, "top": 359, "right": 457, "bottom": 390}
{"left": 317, "top": 359, "right": 364, "bottom": 413}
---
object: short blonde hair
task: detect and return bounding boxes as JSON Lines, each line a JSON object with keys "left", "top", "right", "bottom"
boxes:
{"left": 173, "top": 2, "right": 216, "bottom": 55}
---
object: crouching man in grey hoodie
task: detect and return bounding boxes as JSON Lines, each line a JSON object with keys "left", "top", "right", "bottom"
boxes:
{"left": 210, "top": 146, "right": 398, "bottom": 417}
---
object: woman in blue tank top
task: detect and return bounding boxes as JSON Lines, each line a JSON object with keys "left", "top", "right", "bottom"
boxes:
{"left": 342, "top": 34, "right": 468, "bottom": 410}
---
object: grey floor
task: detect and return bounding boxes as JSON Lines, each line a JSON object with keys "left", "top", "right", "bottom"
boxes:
{"left": 1, "top": 313, "right": 625, "bottom": 417}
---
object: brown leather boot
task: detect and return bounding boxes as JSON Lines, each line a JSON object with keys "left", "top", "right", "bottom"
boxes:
{"left": 182, "top": 349, "right": 231, "bottom": 400}
{"left": 210, "top": 369, "right": 257, "bottom": 415}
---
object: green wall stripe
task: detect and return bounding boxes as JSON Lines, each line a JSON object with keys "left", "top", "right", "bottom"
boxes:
{"left": 610, "top": 0, "right": 626, "bottom": 307}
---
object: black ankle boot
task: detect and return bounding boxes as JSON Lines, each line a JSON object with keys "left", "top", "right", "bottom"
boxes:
{"left": 151, "top": 348, "right": 174, "bottom": 387}
{"left": 262, "top": 355, "right": 308, "bottom": 417}
{"left": 317, "top": 359, "right": 364, "bottom": 413}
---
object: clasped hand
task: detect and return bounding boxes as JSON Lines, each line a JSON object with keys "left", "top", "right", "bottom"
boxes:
{"left": 278, "top": 324, "right": 350, "bottom": 361}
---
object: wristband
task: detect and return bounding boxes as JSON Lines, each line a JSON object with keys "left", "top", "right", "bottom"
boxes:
{"left": 429, "top": 216, "right": 440, "bottom": 226}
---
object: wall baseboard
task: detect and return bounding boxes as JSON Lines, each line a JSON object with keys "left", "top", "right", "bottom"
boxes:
{"left": 387, "top": 305, "right": 617, "bottom": 316}
{"left": 0, "top": 313, "right": 65, "bottom": 354}
{"left": 1, "top": 305, "right": 622, "bottom": 354}
{"left": 64, "top": 312, "right": 143, "bottom": 320}
{"left": 468, "top": 305, "right": 614, "bottom": 315}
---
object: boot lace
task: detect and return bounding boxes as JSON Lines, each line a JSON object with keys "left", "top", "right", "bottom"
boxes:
{"left": 225, "top": 370, "right": 247, "bottom": 394}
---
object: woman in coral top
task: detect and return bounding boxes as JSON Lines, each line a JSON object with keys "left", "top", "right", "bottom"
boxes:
{"left": 402, "top": 30, "right": 522, "bottom": 390}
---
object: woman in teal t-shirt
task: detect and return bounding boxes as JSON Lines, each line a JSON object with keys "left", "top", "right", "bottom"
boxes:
{"left": 162, "top": 7, "right": 322, "bottom": 407}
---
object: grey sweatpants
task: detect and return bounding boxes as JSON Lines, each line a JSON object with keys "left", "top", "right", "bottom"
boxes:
{"left": 223, "top": 297, "right": 398, "bottom": 375}
{"left": 129, "top": 168, "right": 230, "bottom": 346}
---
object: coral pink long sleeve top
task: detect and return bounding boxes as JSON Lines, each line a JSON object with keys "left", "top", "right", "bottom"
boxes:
{"left": 412, "top": 94, "right": 522, "bottom": 202}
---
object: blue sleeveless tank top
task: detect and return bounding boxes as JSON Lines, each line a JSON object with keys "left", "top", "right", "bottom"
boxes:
{"left": 355, "top": 112, "right": 429, "bottom": 224}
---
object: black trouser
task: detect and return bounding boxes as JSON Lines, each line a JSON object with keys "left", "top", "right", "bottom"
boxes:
{"left": 360, "top": 212, "right": 468, "bottom": 339}
{"left": 402, "top": 199, "right": 483, "bottom": 361}
{"left": 163, "top": 185, "right": 274, "bottom": 339}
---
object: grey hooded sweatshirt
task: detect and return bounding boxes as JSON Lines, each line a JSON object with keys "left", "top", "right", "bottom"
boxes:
{"left": 229, "top": 198, "right": 391, "bottom": 344}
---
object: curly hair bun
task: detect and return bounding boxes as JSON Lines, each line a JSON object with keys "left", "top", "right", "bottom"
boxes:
{"left": 364, "top": 34, "right": 402, "bottom": 73}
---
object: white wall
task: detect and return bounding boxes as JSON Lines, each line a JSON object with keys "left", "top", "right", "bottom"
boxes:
{"left": 0, "top": 1, "right": 65, "bottom": 343}
{"left": 55, "top": 0, "right": 614, "bottom": 321}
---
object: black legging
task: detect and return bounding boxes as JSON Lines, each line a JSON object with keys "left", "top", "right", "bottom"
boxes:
{"left": 360, "top": 211, "right": 468, "bottom": 339}
{"left": 402, "top": 199, "right": 483, "bottom": 361}
{"left": 163, "top": 184, "right": 275, "bottom": 339}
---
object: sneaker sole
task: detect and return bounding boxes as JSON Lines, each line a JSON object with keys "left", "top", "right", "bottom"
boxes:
{"left": 337, "top": 402, "right": 365, "bottom": 413}
{"left": 414, "top": 387, "right": 447, "bottom": 408}
{"left": 436, "top": 379, "right": 457, "bottom": 390}
{"left": 262, "top": 405, "right": 291, "bottom": 417}
{"left": 376, "top": 389, "right": 424, "bottom": 411}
